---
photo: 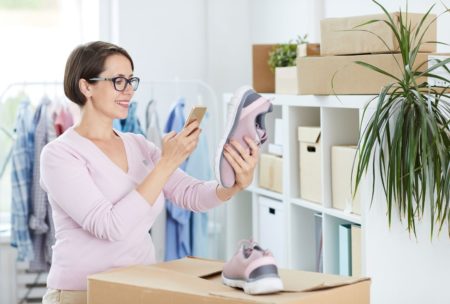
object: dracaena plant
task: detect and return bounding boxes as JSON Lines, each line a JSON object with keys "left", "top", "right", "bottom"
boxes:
{"left": 352, "top": 0, "right": 450, "bottom": 238}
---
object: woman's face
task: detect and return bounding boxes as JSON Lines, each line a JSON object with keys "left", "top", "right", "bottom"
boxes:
{"left": 89, "top": 54, "right": 135, "bottom": 120}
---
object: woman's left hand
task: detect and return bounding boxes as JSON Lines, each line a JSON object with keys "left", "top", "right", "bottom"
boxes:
{"left": 223, "top": 136, "right": 259, "bottom": 190}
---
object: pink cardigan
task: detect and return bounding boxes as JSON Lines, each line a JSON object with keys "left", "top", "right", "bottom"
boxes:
{"left": 40, "top": 127, "right": 223, "bottom": 290}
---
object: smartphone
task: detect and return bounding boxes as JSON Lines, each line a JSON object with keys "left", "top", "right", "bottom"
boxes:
{"left": 184, "top": 106, "right": 207, "bottom": 128}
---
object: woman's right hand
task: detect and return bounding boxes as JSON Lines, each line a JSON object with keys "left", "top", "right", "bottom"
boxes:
{"left": 160, "top": 121, "right": 201, "bottom": 171}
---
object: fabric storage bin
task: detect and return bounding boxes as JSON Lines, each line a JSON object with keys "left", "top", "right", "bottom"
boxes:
{"left": 298, "top": 127, "right": 322, "bottom": 204}
{"left": 332, "top": 146, "right": 361, "bottom": 215}
{"left": 258, "top": 196, "right": 287, "bottom": 267}
{"left": 259, "top": 153, "right": 283, "bottom": 193}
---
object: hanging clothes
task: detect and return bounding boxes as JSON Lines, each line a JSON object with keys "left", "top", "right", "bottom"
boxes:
{"left": 145, "top": 99, "right": 162, "bottom": 148}
{"left": 10, "top": 99, "right": 35, "bottom": 262}
{"left": 145, "top": 99, "right": 165, "bottom": 262}
{"left": 113, "top": 101, "right": 145, "bottom": 135}
{"left": 53, "top": 106, "right": 74, "bottom": 136}
{"left": 29, "top": 97, "right": 55, "bottom": 272}
{"left": 185, "top": 113, "right": 211, "bottom": 258}
{"left": 164, "top": 98, "right": 192, "bottom": 261}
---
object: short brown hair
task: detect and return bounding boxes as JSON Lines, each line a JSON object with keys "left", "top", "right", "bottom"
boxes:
{"left": 64, "top": 41, "right": 134, "bottom": 106}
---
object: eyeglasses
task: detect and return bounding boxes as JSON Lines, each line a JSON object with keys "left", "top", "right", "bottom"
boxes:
{"left": 89, "top": 76, "right": 140, "bottom": 92}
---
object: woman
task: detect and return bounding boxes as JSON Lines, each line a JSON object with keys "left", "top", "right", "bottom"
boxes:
{"left": 41, "top": 41, "right": 258, "bottom": 304}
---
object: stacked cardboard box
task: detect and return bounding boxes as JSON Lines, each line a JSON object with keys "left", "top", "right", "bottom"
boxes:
{"left": 297, "top": 12, "right": 438, "bottom": 95}
{"left": 253, "top": 44, "right": 277, "bottom": 93}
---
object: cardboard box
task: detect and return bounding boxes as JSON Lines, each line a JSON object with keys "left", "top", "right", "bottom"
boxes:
{"left": 297, "top": 52, "right": 433, "bottom": 95}
{"left": 332, "top": 146, "right": 361, "bottom": 215}
{"left": 298, "top": 43, "right": 321, "bottom": 57}
{"left": 275, "top": 66, "right": 298, "bottom": 94}
{"left": 253, "top": 44, "right": 276, "bottom": 93}
{"left": 259, "top": 153, "right": 283, "bottom": 193}
{"left": 88, "top": 257, "right": 370, "bottom": 304}
{"left": 321, "top": 12, "right": 436, "bottom": 56}
{"left": 298, "top": 127, "right": 322, "bottom": 204}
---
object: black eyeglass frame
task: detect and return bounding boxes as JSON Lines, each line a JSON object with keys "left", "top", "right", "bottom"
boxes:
{"left": 89, "top": 76, "right": 140, "bottom": 92}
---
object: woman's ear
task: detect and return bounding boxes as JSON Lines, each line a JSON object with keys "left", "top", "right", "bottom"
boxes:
{"left": 79, "top": 79, "right": 93, "bottom": 99}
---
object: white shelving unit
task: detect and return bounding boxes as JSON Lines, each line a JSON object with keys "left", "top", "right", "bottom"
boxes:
{"left": 223, "top": 93, "right": 376, "bottom": 275}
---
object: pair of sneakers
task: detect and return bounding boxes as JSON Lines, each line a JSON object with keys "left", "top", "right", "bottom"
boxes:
{"left": 215, "top": 86, "right": 273, "bottom": 188}
{"left": 222, "top": 240, "right": 284, "bottom": 295}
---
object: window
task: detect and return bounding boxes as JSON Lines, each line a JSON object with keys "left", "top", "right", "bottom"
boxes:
{"left": 0, "top": 0, "right": 99, "bottom": 223}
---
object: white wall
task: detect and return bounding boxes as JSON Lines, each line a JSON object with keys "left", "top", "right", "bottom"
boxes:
{"left": 206, "top": 0, "right": 251, "bottom": 98}
{"left": 206, "top": 0, "right": 323, "bottom": 98}
{"left": 100, "top": 0, "right": 209, "bottom": 124}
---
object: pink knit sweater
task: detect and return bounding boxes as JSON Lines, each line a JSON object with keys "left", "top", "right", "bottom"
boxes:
{"left": 40, "top": 127, "right": 223, "bottom": 290}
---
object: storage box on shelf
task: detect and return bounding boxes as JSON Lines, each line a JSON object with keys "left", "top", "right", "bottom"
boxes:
{"left": 298, "top": 126, "right": 322, "bottom": 204}
{"left": 332, "top": 146, "right": 361, "bottom": 215}
{"left": 273, "top": 44, "right": 321, "bottom": 95}
{"left": 222, "top": 94, "right": 366, "bottom": 277}
{"left": 252, "top": 44, "right": 276, "bottom": 93}
{"left": 298, "top": 43, "right": 321, "bottom": 57}
{"left": 275, "top": 66, "right": 298, "bottom": 95}
{"left": 258, "top": 196, "right": 287, "bottom": 267}
{"left": 296, "top": 52, "right": 437, "bottom": 95}
{"left": 259, "top": 153, "right": 283, "bottom": 193}
{"left": 320, "top": 12, "right": 436, "bottom": 56}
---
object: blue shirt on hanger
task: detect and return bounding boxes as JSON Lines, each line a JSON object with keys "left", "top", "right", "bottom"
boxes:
{"left": 113, "top": 101, "right": 145, "bottom": 135}
{"left": 164, "top": 98, "right": 192, "bottom": 261}
{"left": 185, "top": 113, "right": 211, "bottom": 258}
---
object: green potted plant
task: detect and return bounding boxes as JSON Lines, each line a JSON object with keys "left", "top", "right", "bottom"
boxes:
{"left": 353, "top": 0, "right": 450, "bottom": 237}
{"left": 269, "top": 35, "right": 308, "bottom": 94}
{"left": 268, "top": 34, "right": 308, "bottom": 72}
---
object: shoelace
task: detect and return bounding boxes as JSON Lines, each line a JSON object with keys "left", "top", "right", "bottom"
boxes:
{"left": 237, "top": 239, "right": 272, "bottom": 258}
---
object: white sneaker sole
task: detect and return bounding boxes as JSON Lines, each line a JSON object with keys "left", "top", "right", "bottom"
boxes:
{"left": 214, "top": 85, "right": 254, "bottom": 187}
{"left": 222, "top": 274, "right": 284, "bottom": 295}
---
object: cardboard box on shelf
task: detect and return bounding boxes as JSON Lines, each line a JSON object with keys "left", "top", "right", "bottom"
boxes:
{"left": 275, "top": 66, "right": 298, "bottom": 94}
{"left": 88, "top": 257, "right": 370, "bottom": 304}
{"left": 298, "top": 127, "right": 322, "bottom": 204}
{"left": 298, "top": 43, "right": 321, "bottom": 57}
{"left": 331, "top": 146, "right": 361, "bottom": 215}
{"left": 321, "top": 12, "right": 436, "bottom": 56}
{"left": 253, "top": 44, "right": 276, "bottom": 93}
{"left": 259, "top": 153, "right": 283, "bottom": 193}
{"left": 296, "top": 52, "right": 445, "bottom": 95}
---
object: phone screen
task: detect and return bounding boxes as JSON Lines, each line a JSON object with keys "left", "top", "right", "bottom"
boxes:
{"left": 184, "top": 106, "right": 207, "bottom": 128}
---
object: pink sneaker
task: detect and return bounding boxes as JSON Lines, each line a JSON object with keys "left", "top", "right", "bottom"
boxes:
{"left": 216, "top": 86, "right": 273, "bottom": 188}
{"left": 222, "top": 240, "right": 284, "bottom": 295}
